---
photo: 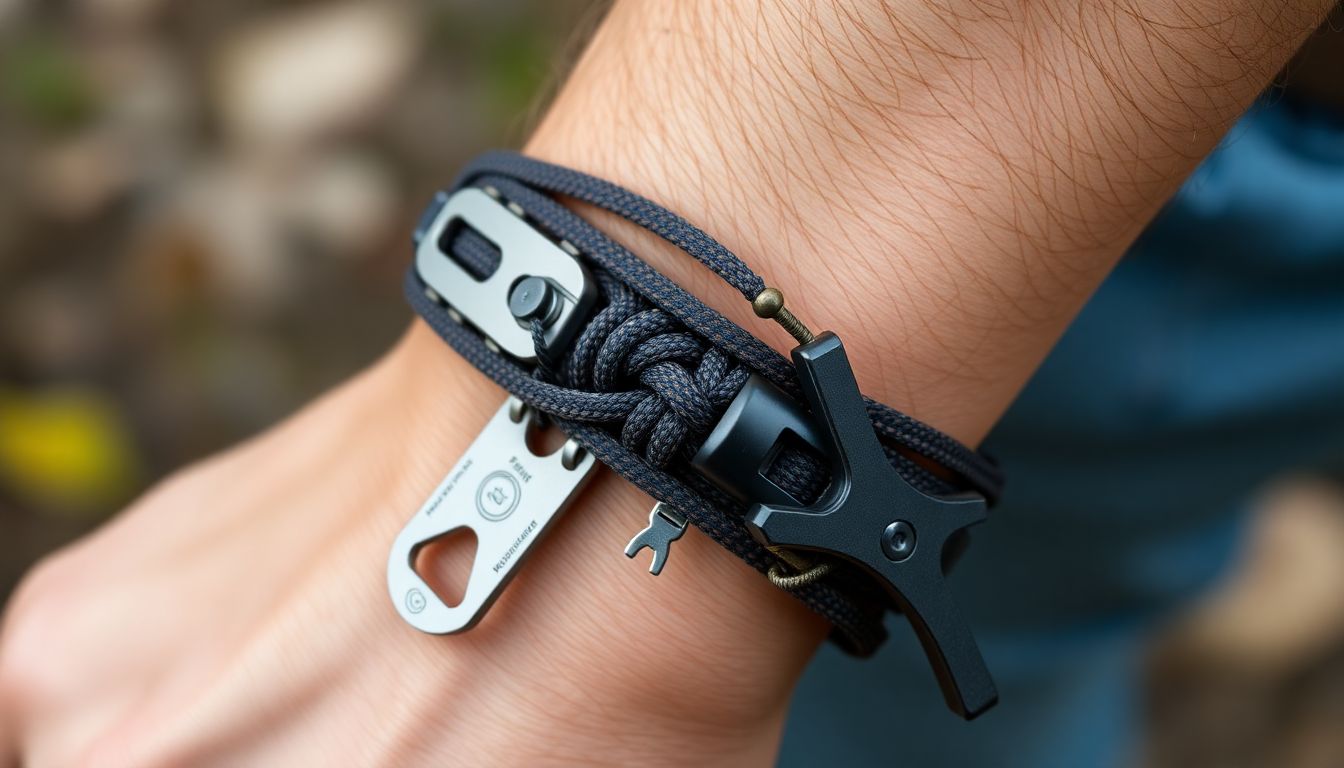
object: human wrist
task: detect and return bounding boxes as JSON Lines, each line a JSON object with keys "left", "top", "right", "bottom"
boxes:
{"left": 382, "top": 0, "right": 1335, "bottom": 749}
{"left": 380, "top": 324, "right": 825, "bottom": 754}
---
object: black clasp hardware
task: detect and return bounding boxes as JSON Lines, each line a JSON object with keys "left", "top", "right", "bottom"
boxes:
{"left": 691, "top": 375, "right": 824, "bottom": 508}
{"left": 733, "top": 332, "right": 997, "bottom": 719}
{"left": 691, "top": 332, "right": 996, "bottom": 717}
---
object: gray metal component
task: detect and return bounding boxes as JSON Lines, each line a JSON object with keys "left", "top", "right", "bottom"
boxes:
{"left": 412, "top": 190, "right": 451, "bottom": 246}
{"left": 560, "top": 439, "right": 586, "bottom": 471}
{"left": 690, "top": 375, "right": 825, "bottom": 507}
{"left": 413, "top": 188, "right": 596, "bottom": 362}
{"left": 744, "top": 332, "right": 997, "bottom": 720}
{"left": 624, "top": 502, "right": 688, "bottom": 575}
{"left": 508, "top": 276, "right": 559, "bottom": 325}
{"left": 387, "top": 397, "right": 597, "bottom": 634}
{"left": 881, "top": 520, "right": 916, "bottom": 562}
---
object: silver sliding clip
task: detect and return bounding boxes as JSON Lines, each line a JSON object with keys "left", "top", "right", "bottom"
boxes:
{"left": 414, "top": 187, "right": 596, "bottom": 362}
{"left": 388, "top": 398, "right": 597, "bottom": 633}
{"left": 391, "top": 185, "right": 600, "bottom": 633}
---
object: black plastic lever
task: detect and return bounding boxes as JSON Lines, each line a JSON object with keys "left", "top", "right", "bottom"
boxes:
{"left": 744, "top": 332, "right": 998, "bottom": 719}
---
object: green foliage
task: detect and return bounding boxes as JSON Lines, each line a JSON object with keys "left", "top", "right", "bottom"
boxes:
{"left": 2, "top": 36, "right": 99, "bottom": 134}
{"left": 428, "top": 7, "right": 558, "bottom": 122}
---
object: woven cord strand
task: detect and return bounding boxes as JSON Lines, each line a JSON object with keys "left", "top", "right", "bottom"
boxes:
{"left": 461, "top": 154, "right": 1004, "bottom": 500}
{"left": 408, "top": 152, "right": 1005, "bottom": 654}
{"left": 408, "top": 273, "right": 888, "bottom": 654}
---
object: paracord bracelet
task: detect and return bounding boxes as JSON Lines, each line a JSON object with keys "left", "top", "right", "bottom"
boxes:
{"left": 390, "top": 151, "right": 1005, "bottom": 719}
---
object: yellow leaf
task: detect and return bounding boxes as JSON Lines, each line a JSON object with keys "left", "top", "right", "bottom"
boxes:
{"left": 0, "top": 387, "right": 141, "bottom": 516}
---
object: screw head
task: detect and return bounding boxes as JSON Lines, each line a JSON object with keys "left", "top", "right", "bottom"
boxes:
{"left": 752, "top": 287, "right": 785, "bottom": 318}
{"left": 509, "top": 276, "right": 557, "bottom": 324}
{"left": 881, "top": 520, "right": 916, "bottom": 562}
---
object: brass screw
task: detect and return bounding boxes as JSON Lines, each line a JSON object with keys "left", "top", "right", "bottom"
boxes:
{"left": 752, "top": 287, "right": 814, "bottom": 346}
{"left": 751, "top": 287, "right": 785, "bottom": 317}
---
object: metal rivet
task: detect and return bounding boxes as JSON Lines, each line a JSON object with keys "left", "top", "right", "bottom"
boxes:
{"left": 560, "top": 439, "right": 586, "bottom": 471}
{"left": 508, "top": 276, "right": 557, "bottom": 325}
{"left": 881, "top": 520, "right": 917, "bottom": 562}
{"left": 507, "top": 398, "right": 527, "bottom": 424}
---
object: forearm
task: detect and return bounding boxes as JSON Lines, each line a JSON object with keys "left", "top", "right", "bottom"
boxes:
{"left": 526, "top": 0, "right": 1332, "bottom": 444}
{"left": 398, "top": 0, "right": 1330, "bottom": 753}
{"left": 478, "top": 0, "right": 1333, "bottom": 744}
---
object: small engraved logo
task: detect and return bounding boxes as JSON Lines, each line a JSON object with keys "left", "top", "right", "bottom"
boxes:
{"left": 476, "top": 471, "right": 521, "bottom": 521}
{"left": 405, "top": 588, "right": 427, "bottom": 614}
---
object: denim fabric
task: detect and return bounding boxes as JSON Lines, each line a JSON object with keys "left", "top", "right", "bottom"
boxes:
{"left": 781, "top": 95, "right": 1344, "bottom": 766}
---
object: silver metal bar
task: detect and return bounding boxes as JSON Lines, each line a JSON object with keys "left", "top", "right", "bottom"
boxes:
{"left": 387, "top": 397, "right": 597, "bottom": 633}
{"left": 413, "top": 188, "right": 595, "bottom": 362}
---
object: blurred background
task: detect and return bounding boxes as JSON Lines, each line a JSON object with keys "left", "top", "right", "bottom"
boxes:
{"left": 0, "top": 0, "right": 593, "bottom": 583}
{"left": 0, "top": 2, "right": 1340, "bottom": 766}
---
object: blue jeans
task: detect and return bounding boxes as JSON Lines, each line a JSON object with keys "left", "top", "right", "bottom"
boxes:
{"left": 781, "top": 96, "right": 1344, "bottom": 767}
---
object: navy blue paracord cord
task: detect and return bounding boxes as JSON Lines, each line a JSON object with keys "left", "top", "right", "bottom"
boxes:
{"left": 407, "top": 151, "right": 1004, "bottom": 655}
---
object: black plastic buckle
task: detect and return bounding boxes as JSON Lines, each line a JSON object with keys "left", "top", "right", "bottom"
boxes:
{"left": 695, "top": 332, "right": 997, "bottom": 719}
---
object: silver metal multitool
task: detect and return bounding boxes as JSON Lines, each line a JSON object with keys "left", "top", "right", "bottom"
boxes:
{"left": 624, "top": 502, "right": 687, "bottom": 575}
{"left": 388, "top": 186, "right": 598, "bottom": 634}
{"left": 387, "top": 398, "right": 596, "bottom": 632}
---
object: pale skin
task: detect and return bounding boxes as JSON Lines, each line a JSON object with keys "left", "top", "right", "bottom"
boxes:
{"left": 1, "top": 1, "right": 1335, "bottom": 765}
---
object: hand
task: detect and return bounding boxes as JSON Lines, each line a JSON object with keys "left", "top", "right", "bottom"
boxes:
{"left": 0, "top": 329, "right": 821, "bottom": 766}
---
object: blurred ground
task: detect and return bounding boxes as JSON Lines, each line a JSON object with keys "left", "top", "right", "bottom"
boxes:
{"left": 0, "top": 0, "right": 595, "bottom": 588}
{"left": 0, "top": 2, "right": 1341, "bottom": 766}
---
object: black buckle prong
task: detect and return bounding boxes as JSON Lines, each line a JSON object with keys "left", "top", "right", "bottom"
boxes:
{"left": 745, "top": 332, "right": 997, "bottom": 719}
